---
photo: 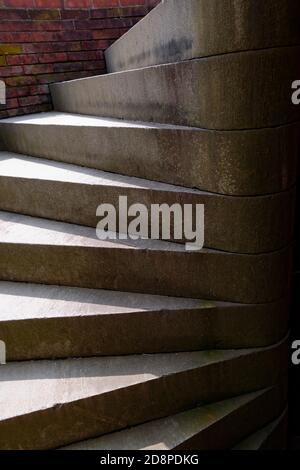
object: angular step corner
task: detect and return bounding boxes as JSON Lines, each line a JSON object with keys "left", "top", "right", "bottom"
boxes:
{"left": 51, "top": 47, "right": 300, "bottom": 130}
{"left": 0, "top": 211, "right": 293, "bottom": 303}
{"left": 0, "top": 338, "right": 288, "bottom": 449}
{"left": 62, "top": 384, "right": 287, "bottom": 450}
{"left": 105, "top": 0, "right": 300, "bottom": 72}
{"left": 0, "top": 281, "right": 289, "bottom": 361}
{"left": 0, "top": 151, "right": 295, "bottom": 254}
{"left": 0, "top": 113, "right": 298, "bottom": 197}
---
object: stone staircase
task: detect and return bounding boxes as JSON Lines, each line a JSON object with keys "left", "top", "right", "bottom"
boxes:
{"left": 0, "top": 0, "right": 299, "bottom": 450}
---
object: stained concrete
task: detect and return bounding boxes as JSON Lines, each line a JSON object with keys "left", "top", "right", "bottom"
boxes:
{"left": 0, "top": 211, "right": 292, "bottom": 303}
{"left": 233, "top": 409, "right": 288, "bottom": 450}
{"left": 0, "top": 282, "right": 289, "bottom": 360}
{"left": 0, "top": 338, "right": 288, "bottom": 449}
{"left": 0, "top": 113, "right": 298, "bottom": 197}
{"left": 51, "top": 47, "right": 300, "bottom": 130}
{"left": 0, "top": 152, "right": 295, "bottom": 254}
{"left": 106, "top": 0, "right": 300, "bottom": 72}
{"left": 62, "top": 385, "right": 286, "bottom": 450}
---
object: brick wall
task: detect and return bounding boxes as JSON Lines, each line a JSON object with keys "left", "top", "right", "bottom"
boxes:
{"left": 0, "top": 0, "right": 159, "bottom": 119}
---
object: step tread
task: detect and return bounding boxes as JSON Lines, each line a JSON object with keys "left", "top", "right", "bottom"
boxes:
{"left": 0, "top": 111, "right": 197, "bottom": 131}
{"left": 0, "top": 349, "right": 256, "bottom": 422}
{"left": 0, "top": 112, "right": 297, "bottom": 198}
{"left": 0, "top": 281, "right": 289, "bottom": 361}
{"left": 0, "top": 210, "right": 186, "bottom": 251}
{"left": 0, "top": 281, "right": 211, "bottom": 322}
{"left": 0, "top": 151, "right": 204, "bottom": 194}
{"left": 0, "top": 210, "right": 282, "bottom": 256}
{"left": 61, "top": 388, "right": 272, "bottom": 450}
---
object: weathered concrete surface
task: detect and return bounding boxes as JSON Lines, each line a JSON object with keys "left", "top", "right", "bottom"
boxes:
{"left": 0, "top": 282, "right": 289, "bottom": 360}
{"left": 51, "top": 47, "right": 300, "bottom": 130}
{"left": 106, "top": 0, "right": 300, "bottom": 72}
{"left": 233, "top": 409, "right": 288, "bottom": 450}
{"left": 1, "top": 114, "right": 298, "bottom": 197}
{"left": 0, "top": 152, "right": 295, "bottom": 254}
{"left": 62, "top": 385, "right": 287, "bottom": 450}
{"left": 0, "top": 211, "right": 293, "bottom": 303}
{"left": 0, "top": 339, "right": 288, "bottom": 449}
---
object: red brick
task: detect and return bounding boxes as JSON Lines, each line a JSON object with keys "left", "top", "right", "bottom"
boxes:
{"left": 0, "top": 65, "right": 23, "bottom": 77}
{"left": 18, "top": 94, "right": 50, "bottom": 106}
{"left": 5, "top": 75, "right": 37, "bottom": 86}
{"left": 28, "top": 9, "right": 61, "bottom": 20}
{"left": 24, "top": 63, "right": 54, "bottom": 75}
{"left": 35, "top": 0, "right": 62, "bottom": 7}
{"left": 19, "top": 102, "right": 52, "bottom": 114}
{"left": 38, "top": 52, "right": 68, "bottom": 63}
{"left": 147, "top": 0, "right": 159, "bottom": 7}
{"left": 0, "top": 0, "right": 153, "bottom": 119}
{"left": 3, "top": 0, "right": 35, "bottom": 7}
{"left": 0, "top": 9, "right": 29, "bottom": 20}
{"left": 1, "top": 30, "right": 93, "bottom": 42}
{"left": 53, "top": 61, "right": 83, "bottom": 72}
{"left": 91, "top": 6, "right": 147, "bottom": 18}
{"left": 0, "top": 108, "right": 24, "bottom": 118}
{"left": 0, "top": 44, "right": 23, "bottom": 55}
{"left": 0, "top": 20, "right": 74, "bottom": 32}
{"left": 61, "top": 9, "right": 90, "bottom": 19}
{"left": 6, "top": 86, "right": 30, "bottom": 98}
{"left": 119, "top": 0, "right": 144, "bottom": 5}
{"left": 67, "top": 50, "right": 102, "bottom": 61}
{"left": 75, "top": 17, "right": 134, "bottom": 29}
{"left": 29, "top": 84, "right": 49, "bottom": 95}
{"left": 92, "top": 28, "right": 120, "bottom": 39}
{"left": 23, "top": 42, "right": 81, "bottom": 53}
{"left": 64, "top": 0, "right": 92, "bottom": 8}
{"left": 6, "top": 54, "right": 39, "bottom": 65}
{"left": 36, "top": 70, "right": 84, "bottom": 83}
{"left": 81, "top": 59, "right": 105, "bottom": 70}
{"left": 80, "top": 39, "right": 111, "bottom": 50}
{"left": 92, "top": 0, "right": 118, "bottom": 7}
{"left": 5, "top": 98, "right": 19, "bottom": 109}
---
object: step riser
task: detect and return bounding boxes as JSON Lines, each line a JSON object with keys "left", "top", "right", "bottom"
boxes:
{"left": 51, "top": 47, "right": 300, "bottom": 130}
{"left": 0, "top": 175, "right": 295, "bottom": 254}
{"left": 0, "top": 121, "right": 298, "bottom": 196}
{"left": 63, "top": 385, "right": 287, "bottom": 451}
{"left": 0, "top": 341, "right": 287, "bottom": 450}
{"left": 0, "top": 243, "right": 292, "bottom": 303}
{"left": 106, "top": 0, "right": 300, "bottom": 72}
{"left": 0, "top": 300, "right": 289, "bottom": 361}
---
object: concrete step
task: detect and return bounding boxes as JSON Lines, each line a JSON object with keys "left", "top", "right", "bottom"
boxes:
{"left": 0, "top": 282, "right": 288, "bottom": 361}
{"left": 0, "top": 339, "right": 288, "bottom": 450}
{"left": 0, "top": 152, "right": 295, "bottom": 254}
{"left": 51, "top": 47, "right": 300, "bottom": 130}
{"left": 0, "top": 211, "right": 292, "bottom": 303}
{"left": 61, "top": 384, "right": 286, "bottom": 450}
{"left": 233, "top": 410, "right": 288, "bottom": 450}
{"left": 105, "top": 0, "right": 300, "bottom": 72}
{"left": 0, "top": 113, "right": 298, "bottom": 197}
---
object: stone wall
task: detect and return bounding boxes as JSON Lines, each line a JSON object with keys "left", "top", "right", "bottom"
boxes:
{"left": 0, "top": 0, "right": 159, "bottom": 118}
